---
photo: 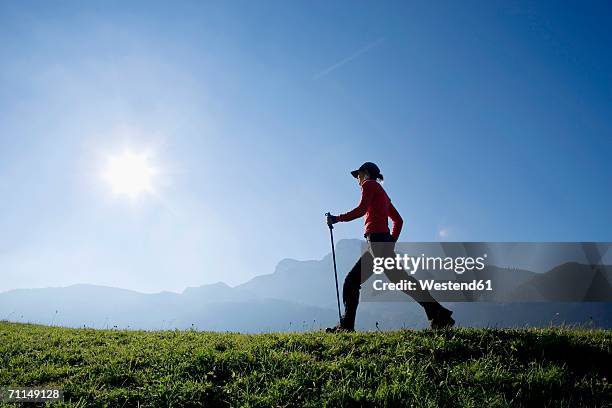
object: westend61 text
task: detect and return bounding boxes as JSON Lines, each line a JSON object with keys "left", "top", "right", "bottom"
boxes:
{"left": 373, "top": 279, "right": 493, "bottom": 292}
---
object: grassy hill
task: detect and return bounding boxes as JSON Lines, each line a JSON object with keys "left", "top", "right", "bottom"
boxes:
{"left": 0, "top": 322, "right": 610, "bottom": 407}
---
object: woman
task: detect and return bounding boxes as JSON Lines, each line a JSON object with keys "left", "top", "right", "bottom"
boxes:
{"left": 326, "top": 162, "right": 455, "bottom": 331}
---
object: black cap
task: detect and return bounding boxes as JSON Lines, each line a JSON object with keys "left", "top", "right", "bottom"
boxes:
{"left": 350, "top": 162, "right": 381, "bottom": 179}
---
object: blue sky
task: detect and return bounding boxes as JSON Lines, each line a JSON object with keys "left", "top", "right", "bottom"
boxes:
{"left": 1, "top": 1, "right": 611, "bottom": 293}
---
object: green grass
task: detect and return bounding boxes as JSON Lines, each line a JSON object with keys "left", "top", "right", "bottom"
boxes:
{"left": 0, "top": 321, "right": 610, "bottom": 407}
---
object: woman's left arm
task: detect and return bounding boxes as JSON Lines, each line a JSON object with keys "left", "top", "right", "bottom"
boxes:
{"left": 337, "top": 182, "right": 375, "bottom": 222}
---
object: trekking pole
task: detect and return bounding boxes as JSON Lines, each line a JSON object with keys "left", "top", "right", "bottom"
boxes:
{"left": 325, "top": 212, "right": 342, "bottom": 323}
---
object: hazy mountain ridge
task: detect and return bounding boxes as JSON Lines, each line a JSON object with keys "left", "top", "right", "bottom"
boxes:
{"left": 1, "top": 240, "right": 611, "bottom": 331}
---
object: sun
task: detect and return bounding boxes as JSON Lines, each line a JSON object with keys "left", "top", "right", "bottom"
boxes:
{"left": 102, "top": 150, "right": 158, "bottom": 198}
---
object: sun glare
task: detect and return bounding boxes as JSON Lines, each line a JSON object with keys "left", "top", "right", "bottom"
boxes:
{"left": 102, "top": 150, "right": 158, "bottom": 199}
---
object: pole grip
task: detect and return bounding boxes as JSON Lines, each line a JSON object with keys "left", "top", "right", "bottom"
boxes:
{"left": 324, "top": 212, "right": 334, "bottom": 230}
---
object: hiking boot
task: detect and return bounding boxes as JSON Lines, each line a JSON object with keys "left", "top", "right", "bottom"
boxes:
{"left": 325, "top": 318, "right": 355, "bottom": 333}
{"left": 325, "top": 324, "right": 354, "bottom": 333}
{"left": 429, "top": 308, "right": 455, "bottom": 330}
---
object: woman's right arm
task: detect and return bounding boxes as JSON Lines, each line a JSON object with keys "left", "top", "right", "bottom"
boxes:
{"left": 389, "top": 202, "right": 403, "bottom": 240}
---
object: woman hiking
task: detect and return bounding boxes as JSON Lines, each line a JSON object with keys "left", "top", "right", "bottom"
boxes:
{"left": 326, "top": 162, "right": 455, "bottom": 332}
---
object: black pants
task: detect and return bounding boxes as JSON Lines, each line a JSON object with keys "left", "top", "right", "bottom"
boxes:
{"left": 341, "top": 232, "right": 443, "bottom": 329}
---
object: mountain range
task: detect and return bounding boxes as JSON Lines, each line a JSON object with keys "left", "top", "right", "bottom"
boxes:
{"left": 2, "top": 239, "right": 611, "bottom": 331}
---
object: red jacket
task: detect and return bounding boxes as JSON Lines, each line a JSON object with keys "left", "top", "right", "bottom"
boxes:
{"left": 337, "top": 179, "right": 403, "bottom": 239}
